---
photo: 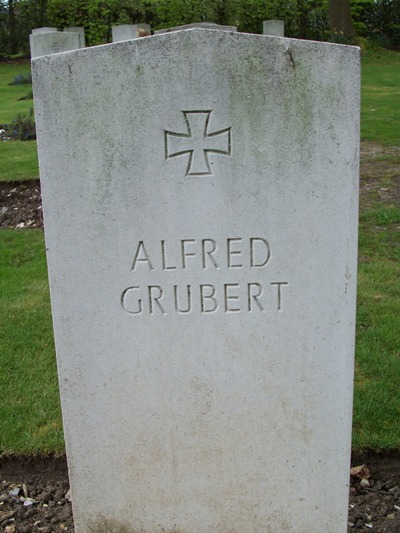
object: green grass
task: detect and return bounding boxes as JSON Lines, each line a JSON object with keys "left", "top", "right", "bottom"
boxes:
{"left": 339, "top": 46, "right": 399, "bottom": 451}
{"left": 0, "top": 62, "right": 39, "bottom": 182}
{"left": 352, "top": 200, "right": 400, "bottom": 450}
{"left": 361, "top": 48, "right": 400, "bottom": 145}
{"left": 0, "top": 140, "right": 39, "bottom": 181}
{"left": 0, "top": 62, "right": 33, "bottom": 124}
{"left": 353, "top": 92, "right": 400, "bottom": 450}
{"left": 0, "top": 230, "right": 64, "bottom": 454}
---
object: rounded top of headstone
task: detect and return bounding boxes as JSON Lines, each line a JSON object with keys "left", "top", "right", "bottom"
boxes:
{"left": 32, "top": 27, "right": 57, "bottom": 34}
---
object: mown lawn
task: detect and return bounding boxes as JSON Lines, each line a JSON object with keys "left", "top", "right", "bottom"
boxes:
{"left": 361, "top": 48, "right": 400, "bottom": 145}
{"left": 0, "top": 62, "right": 33, "bottom": 124}
{"left": 0, "top": 230, "right": 63, "bottom": 454}
{"left": 353, "top": 203, "right": 400, "bottom": 450}
{"left": 0, "top": 140, "right": 39, "bottom": 181}
{"left": 0, "top": 61, "right": 38, "bottom": 182}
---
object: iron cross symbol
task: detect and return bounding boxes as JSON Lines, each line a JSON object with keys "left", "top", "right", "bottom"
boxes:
{"left": 164, "top": 111, "right": 231, "bottom": 176}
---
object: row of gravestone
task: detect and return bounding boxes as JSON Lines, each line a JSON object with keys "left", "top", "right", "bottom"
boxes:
{"left": 29, "top": 20, "right": 284, "bottom": 58}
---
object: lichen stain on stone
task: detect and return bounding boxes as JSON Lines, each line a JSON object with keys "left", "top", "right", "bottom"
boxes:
{"left": 285, "top": 48, "right": 295, "bottom": 69}
{"left": 87, "top": 517, "right": 184, "bottom": 533}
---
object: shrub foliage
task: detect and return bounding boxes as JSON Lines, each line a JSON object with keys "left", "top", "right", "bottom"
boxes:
{"left": 0, "top": 0, "right": 399, "bottom": 56}
{"left": 3, "top": 108, "right": 36, "bottom": 141}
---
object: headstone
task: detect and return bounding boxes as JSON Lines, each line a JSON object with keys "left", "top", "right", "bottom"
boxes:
{"left": 64, "top": 26, "right": 86, "bottom": 47}
{"left": 31, "top": 27, "right": 57, "bottom": 34}
{"left": 263, "top": 19, "right": 285, "bottom": 37}
{"left": 155, "top": 22, "right": 237, "bottom": 34}
{"left": 30, "top": 30, "right": 81, "bottom": 59}
{"left": 32, "top": 27, "right": 360, "bottom": 532}
{"left": 111, "top": 23, "right": 151, "bottom": 42}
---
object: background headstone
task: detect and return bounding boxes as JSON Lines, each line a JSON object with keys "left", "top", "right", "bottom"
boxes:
{"left": 263, "top": 19, "right": 285, "bottom": 37}
{"left": 31, "top": 27, "right": 57, "bottom": 34}
{"left": 64, "top": 26, "right": 86, "bottom": 47}
{"left": 111, "top": 23, "right": 151, "bottom": 42}
{"left": 30, "top": 30, "right": 81, "bottom": 58}
{"left": 155, "top": 22, "right": 237, "bottom": 34}
{"left": 32, "top": 28, "right": 360, "bottom": 532}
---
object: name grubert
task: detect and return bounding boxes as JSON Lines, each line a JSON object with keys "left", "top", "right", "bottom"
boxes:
{"left": 121, "top": 237, "right": 288, "bottom": 315}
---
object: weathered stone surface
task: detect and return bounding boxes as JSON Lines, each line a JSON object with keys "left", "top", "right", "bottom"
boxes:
{"left": 32, "top": 29, "right": 360, "bottom": 532}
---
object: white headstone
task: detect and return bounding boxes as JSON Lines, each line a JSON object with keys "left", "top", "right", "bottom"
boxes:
{"left": 64, "top": 26, "right": 86, "bottom": 47}
{"left": 31, "top": 27, "right": 57, "bottom": 34}
{"left": 263, "top": 19, "right": 285, "bottom": 37}
{"left": 155, "top": 22, "right": 237, "bottom": 34}
{"left": 32, "top": 28, "right": 360, "bottom": 532}
{"left": 29, "top": 31, "right": 81, "bottom": 59}
{"left": 111, "top": 23, "right": 151, "bottom": 42}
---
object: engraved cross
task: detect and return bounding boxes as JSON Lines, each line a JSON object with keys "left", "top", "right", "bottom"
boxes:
{"left": 165, "top": 111, "right": 231, "bottom": 176}
{"left": 51, "top": 42, "right": 61, "bottom": 53}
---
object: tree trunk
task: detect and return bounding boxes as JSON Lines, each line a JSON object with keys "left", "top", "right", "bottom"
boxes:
{"left": 328, "top": 0, "right": 355, "bottom": 37}
{"left": 8, "top": 0, "right": 18, "bottom": 55}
